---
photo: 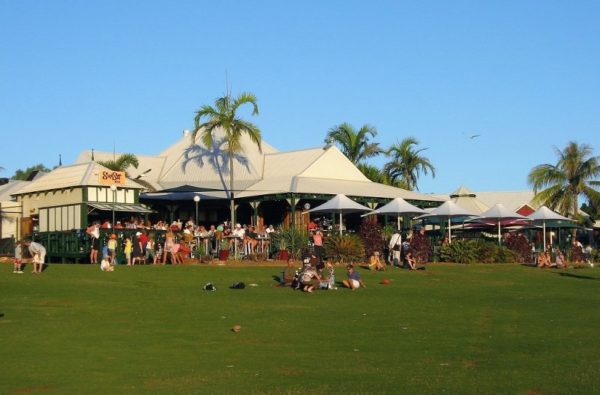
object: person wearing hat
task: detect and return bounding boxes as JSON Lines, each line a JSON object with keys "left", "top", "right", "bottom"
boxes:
{"left": 368, "top": 250, "right": 385, "bottom": 271}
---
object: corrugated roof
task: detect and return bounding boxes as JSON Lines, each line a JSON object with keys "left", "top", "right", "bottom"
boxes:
{"left": 76, "top": 150, "right": 166, "bottom": 188}
{"left": 13, "top": 162, "right": 143, "bottom": 195}
{"left": 0, "top": 181, "right": 30, "bottom": 201}
{"left": 433, "top": 187, "right": 538, "bottom": 213}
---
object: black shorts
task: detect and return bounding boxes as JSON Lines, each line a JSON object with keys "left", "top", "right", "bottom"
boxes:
{"left": 92, "top": 238, "right": 100, "bottom": 250}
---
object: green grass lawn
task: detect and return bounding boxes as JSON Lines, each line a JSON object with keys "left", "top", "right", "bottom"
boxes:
{"left": 1, "top": 262, "right": 599, "bottom": 394}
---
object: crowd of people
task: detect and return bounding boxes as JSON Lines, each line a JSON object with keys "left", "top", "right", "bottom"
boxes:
{"left": 85, "top": 217, "right": 279, "bottom": 267}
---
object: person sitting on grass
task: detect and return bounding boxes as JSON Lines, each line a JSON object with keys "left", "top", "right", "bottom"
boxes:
{"left": 404, "top": 246, "right": 417, "bottom": 270}
{"left": 368, "top": 251, "right": 385, "bottom": 271}
{"left": 342, "top": 264, "right": 365, "bottom": 291}
{"left": 537, "top": 248, "right": 552, "bottom": 268}
{"left": 320, "top": 260, "right": 337, "bottom": 290}
{"left": 551, "top": 247, "right": 567, "bottom": 269}
{"left": 300, "top": 262, "right": 322, "bottom": 293}
{"left": 282, "top": 258, "right": 297, "bottom": 286}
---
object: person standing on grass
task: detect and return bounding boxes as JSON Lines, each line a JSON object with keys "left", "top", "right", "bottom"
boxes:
{"left": 86, "top": 221, "right": 100, "bottom": 264}
{"left": 124, "top": 236, "right": 133, "bottom": 266}
{"left": 13, "top": 240, "right": 24, "bottom": 274}
{"left": 343, "top": 264, "right": 365, "bottom": 290}
{"left": 22, "top": 239, "right": 46, "bottom": 274}
{"left": 312, "top": 229, "right": 324, "bottom": 263}
{"left": 107, "top": 234, "right": 118, "bottom": 264}
{"left": 389, "top": 230, "right": 402, "bottom": 267}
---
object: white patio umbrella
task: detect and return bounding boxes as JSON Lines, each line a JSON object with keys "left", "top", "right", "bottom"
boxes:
{"left": 477, "top": 203, "right": 529, "bottom": 246}
{"left": 416, "top": 201, "right": 476, "bottom": 243}
{"left": 362, "top": 197, "right": 426, "bottom": 230}
{"left": 527, "top": 206, "right": 573, "bottom": 251}
{"left": 308, "top": 194, "right": 372, "bottom": 236}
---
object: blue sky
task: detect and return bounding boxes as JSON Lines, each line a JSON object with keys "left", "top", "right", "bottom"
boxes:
{"left": 1, "top": 0, "right": 598, "bottom": 194}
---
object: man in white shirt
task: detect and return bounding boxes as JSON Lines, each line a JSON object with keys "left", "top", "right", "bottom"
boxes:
{"left": 388, "top": 231, "right": 402, "bottom": 267}
{"left": 23, "top": 240, "right": 47, "bottom": 274}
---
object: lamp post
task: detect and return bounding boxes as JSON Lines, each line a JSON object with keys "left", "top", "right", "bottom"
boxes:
{"left": 110, "top": 185, "right": 117, "bottom": 227}
{"left": 193, "top": 195, "right": 200, "bottom": 226}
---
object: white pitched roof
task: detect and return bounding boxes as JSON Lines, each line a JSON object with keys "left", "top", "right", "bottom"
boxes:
{"left": 238, "top": 146, "right": 440, "bottom": 201}
{"left": 433, "top": 186, "right": 538, "bottom": 213}
{"left": 76, "top": 132, "right": 440, "bottom": 202}
{"left": 13, "top": 162, "right": 143, "bottom": 195}
{"left": 76, "top": 150, "right": 166, "bottom": 190}
{"left": 0, "top": 181, "right": 30, "bottom": 201}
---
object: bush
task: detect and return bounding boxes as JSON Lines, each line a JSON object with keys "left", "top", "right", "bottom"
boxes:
{"left": 439, "top": 240, "right": 477, "bottom": 264}
{"left": 495, "top": 246, "right": 519, "bottom": 263}
{"left": 271, "top": 227, "right": 309, "bottom": 259}
{"left": 474, "top": 240, "right": 498, "bottom": 263}
{"left": 441, "top": 239, "right": 521, "bottom": 264}
{"left": 359, "top": 220, "right": 384, "bottom": 258}
{"left": 503, "top": 233, "right": 532, "bottom": 263}
{"left": 410, "top": 231, "right": 431, "bottom": 263}
{"left": 324, "top": 234, "right": 365, "bottom": 264}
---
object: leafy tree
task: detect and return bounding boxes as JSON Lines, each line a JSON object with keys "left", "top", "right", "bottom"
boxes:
{"left": 384, "top": 137, "right": 436, "bottom": 191}
{"left": 527, "top": 141, "right": 600, "bottom": 218}
{"left": 193, "top": 92, "right": 261, "bottom": 225}
{"left": 11, "top": 164, "right": 51, "bottom": 180}
{"left": 98, "top": 154, "right": 139, "bottom": 174}
{"left": 357, "top": 163, "right": 407, "bottom": 188}
{"left": 324, "top": 123, "right": 382, "bottom": 164}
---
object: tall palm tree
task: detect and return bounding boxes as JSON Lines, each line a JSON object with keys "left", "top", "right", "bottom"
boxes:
{"left": 193, "top": 92, "right": 261, "bottom": 225}
{"left": 98, "top": 154, "right": 139, "bottom": 174}
{"left": 384, "top": 137, "right": 435, "bottom": 191}
{"left": 528, "top": 141, "right": 600, "bottom": 218}
{"left": 324, "top": 123, "right": 382, "bottom": 164}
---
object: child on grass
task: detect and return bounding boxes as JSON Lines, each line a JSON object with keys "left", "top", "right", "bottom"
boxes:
{"left": 13, "top": 241, "right": 24, "bottom": 274}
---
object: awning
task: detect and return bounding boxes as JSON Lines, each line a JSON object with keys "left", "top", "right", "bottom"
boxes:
{"left": 88, "top": 203, "right": 154, "bottom": 213}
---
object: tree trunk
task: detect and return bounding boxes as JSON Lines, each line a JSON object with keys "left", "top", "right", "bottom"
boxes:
{"left": 229, "top": 153, "right": 235, "bottom": 226}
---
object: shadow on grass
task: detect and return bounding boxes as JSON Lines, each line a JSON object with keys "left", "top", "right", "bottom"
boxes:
{"left": 555, "top": 272, "right": 598, "bottom": 281}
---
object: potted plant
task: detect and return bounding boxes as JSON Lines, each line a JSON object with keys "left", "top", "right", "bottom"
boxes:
{"left": 195, "top": 243, "right": 212, "bottom": 264}
{"left": 219, "top": 239, "right": 230, "bottom": 261}
{"left": 277, "top": 237, "right": 289, "bottom": 261}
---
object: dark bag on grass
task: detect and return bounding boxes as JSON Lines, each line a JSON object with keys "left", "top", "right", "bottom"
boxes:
{"left": 230, "top": 282, "right": 245, "bottom": 289}
{"left": 203, "top": 282, "right": 217, "bottom": 291}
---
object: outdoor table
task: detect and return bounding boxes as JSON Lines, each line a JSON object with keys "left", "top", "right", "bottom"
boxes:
{"left": 256, "top": 235, "right": 269, "bottom": 258}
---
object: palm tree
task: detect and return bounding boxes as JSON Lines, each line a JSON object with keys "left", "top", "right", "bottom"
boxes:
{"left": 193, "top": 92, "right": 261, "bottom": 225}
{"left": 356, "top": 163, "right": 407, "bottom": 188}
{"left": 98, "top": 154, "right": 139, "bottom": 174}
{"left": 528, "top": 141, "right": 600, "bottom": 218}
{"left": 384, "top": 137, "right": 435, "bottom": 191}
{"left": 324, "top": 123, "right": 382, "bottom": 164}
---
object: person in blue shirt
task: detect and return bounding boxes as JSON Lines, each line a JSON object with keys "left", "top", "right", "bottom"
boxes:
{"left": 342, "top": 264, "right": 365, "bottom": 291}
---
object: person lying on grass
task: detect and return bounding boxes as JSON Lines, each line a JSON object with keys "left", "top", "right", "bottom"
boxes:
{"left": 343, "top": 264, "right": 365, "bottom": 291}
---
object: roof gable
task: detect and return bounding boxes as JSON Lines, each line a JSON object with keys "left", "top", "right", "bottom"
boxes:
{"left": 298, "top": 146, "right": 370, "bottom": 182}
{"left": 13, "top": 162, "right": 142, "bottom": 195}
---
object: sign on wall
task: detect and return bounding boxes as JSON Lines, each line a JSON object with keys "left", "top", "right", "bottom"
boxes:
{"left": 98, "top": 171, "right": 126, "bottom": 186}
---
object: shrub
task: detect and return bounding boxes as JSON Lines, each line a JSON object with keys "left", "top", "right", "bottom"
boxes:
{"left": 271, "top": 227, "right": 309, "bottom": 259}
{"left": 503, "top": 233, "right": 532, "bottom": 263}
{"left": 439, "top": 240, "right": 477, "bottom": 264}
{"left": 359, "top": 220, "right": 384, "bottom": 258}
{"left": 410, "top": 231, "right": 431, "bottom": 263}
{"left": 474, "top": 240, "right": 498, "bottom": 263}
{"left": 324, "top": 234, "right": 365, "bottom": 264}
{"left": 495, "top": 246, "right": 519, "bottom": 263}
